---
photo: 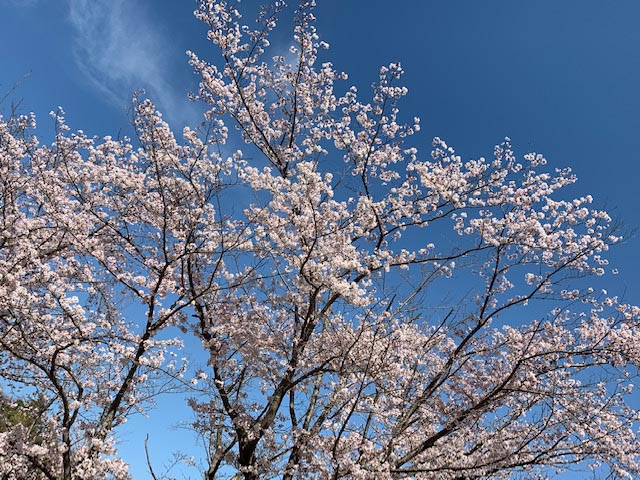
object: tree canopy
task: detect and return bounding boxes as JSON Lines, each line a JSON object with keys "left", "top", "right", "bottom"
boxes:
{"left": 1, "top": 1, "right": 639, "bottom": 479}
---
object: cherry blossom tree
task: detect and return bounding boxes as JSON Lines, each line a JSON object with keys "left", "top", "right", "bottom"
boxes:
{"left": 1, "top": 1, "right": 639, "bottom": 479}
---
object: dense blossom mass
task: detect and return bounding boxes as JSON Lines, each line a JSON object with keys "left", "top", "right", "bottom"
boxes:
{"left": 1, "top": 1, "right": 639, "bottom": 479}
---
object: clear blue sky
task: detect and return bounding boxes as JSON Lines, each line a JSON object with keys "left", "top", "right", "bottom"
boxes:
{"left": 1, "top": 0, "right": 639, "bottom": 478}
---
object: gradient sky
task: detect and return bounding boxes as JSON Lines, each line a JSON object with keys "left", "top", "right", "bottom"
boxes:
{"left": 1, "top": 0, "right": 639, "bottom": 478}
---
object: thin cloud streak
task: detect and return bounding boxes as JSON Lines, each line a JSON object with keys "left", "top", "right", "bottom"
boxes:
{"left": 68, "top": 0, "right": 201, "bottom": 126}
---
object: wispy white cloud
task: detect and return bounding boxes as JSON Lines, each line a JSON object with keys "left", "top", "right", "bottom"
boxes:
{"left": 67, "top": 0, "right": 201, "bottom": 126}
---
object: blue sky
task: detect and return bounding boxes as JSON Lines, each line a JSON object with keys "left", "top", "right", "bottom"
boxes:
{"left": 1, "top": 0, "right": 639, "bottom": 477}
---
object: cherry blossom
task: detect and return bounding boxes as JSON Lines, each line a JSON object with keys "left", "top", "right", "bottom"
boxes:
{"left": 1, "top": 1, "right": 639, "bottom": 479}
